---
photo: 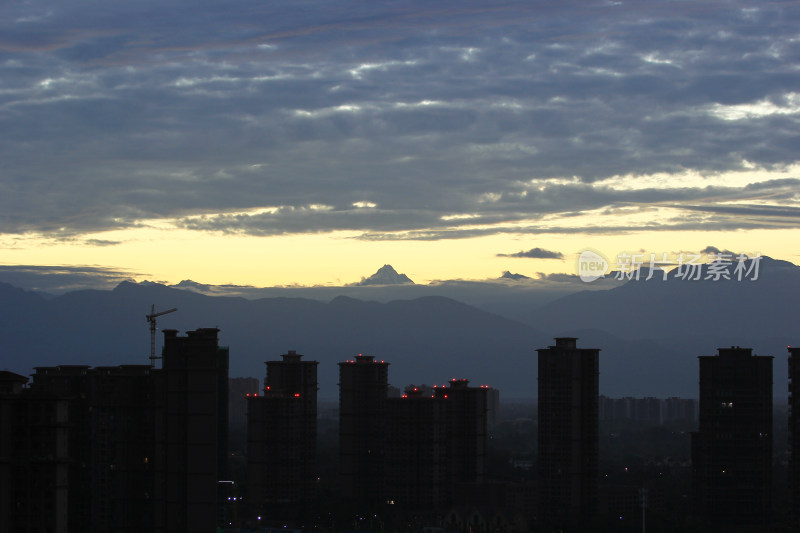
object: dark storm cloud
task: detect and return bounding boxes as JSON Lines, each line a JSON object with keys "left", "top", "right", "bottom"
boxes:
{"left": 497, "top": 248, "right": 564, "bottom": 259}
{"left": 1, "top": 0, "right": 799, "bottom": 238}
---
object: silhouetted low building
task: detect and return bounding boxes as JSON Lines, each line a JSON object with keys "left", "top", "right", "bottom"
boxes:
{"left": 599, "top": 395, "right": 697, "bottom": 425}
{"left": 663, "top": 396, "right": 697, "bottom": 424}
{"left": 598, "top": 485, "right": 665, "bottom": 527}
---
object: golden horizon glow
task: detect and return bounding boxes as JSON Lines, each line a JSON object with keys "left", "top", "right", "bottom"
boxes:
{"left": 2, "top": 222, "right": 799, "bottom": 288}
{"left": 2, "top": 163, "right": 799, "bottom": 289}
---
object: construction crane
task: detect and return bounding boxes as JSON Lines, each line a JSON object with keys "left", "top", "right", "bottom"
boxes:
{"left": 146, "top": 304, "right": 177, "bottom": 368}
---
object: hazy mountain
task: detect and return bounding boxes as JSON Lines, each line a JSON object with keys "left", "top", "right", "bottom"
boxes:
{"left": 2, "top": 256, "right": 796, "bottom": 400}
{"left": 352, "top": 264, "right": 414, "bottom": 286}
{"left": 172, "top": 279, "right": 212, "bottom": 292}
{"left": 526, "top": 256, "right": 800, "bottom": 397}
{"left": 0, "top": 263, "right": 619, "bottom": 321}
{"left": 528, "top": 256, "right": 800, "bottom": 340}
{"left": 0, "top": 280, "right": 548, "bottom": 398}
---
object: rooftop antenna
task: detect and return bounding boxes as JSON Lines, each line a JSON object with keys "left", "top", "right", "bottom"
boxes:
{"left": 146, "top": 304, "right": 177, "bottom": 368}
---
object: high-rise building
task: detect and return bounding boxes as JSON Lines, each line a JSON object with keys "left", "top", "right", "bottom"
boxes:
{"left": 337, "top": 356, "right": 489, "bottom": 519}
{"left": 663, "top": 396, "right": 697, "bottom": 423}
{"left": 338, "top": 354, "right": 389, "bottom": 510}
{"left": 247, "top": 350, "right": 318, "bottom": 521}
{"left": 229, "top": 376, "right": 260, "bottom": 435}
{"left": 0, "top": 371, "right": 71, "bottom": 533}
{"left": 88, "top": 365, "right": 155, "bottom": 532}
{"left": 0, "top": 328, "right": 230, "bottom": 533}
{"left": 537, "top": 337, "right": 599, "bottom": 530}
{"left": 434, "top": 379, "right": 488, "bottom": 485}
{"left": 28, "top": 365, "right": 94, "bottom": 531}
{"left": 382, "top": 379, "right": 489, "bottom": 516}
{"left": 2, "top": 364, "right": 155, "bottom": 533}
{"left": 485, "top": 387, "right": 500, "bottom": 427}
{"left": 692, "top": 346, "right": 772, "bottom": 528}
{"left": 790, "top": 346, "right": 800, "bottom": 525}
{"left": 154, "top": 328, "right": 230, "bottom": 533}
{"left": 385, "top": 386, "right": 448, "bottom": 513}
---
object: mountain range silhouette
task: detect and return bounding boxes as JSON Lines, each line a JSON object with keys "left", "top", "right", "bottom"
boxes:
{"left": 0, "top": 256, "right": 797, "bottom": 399}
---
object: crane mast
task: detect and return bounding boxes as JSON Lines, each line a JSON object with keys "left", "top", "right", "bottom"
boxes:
{"left": 146, "top": 304, "right": 177, "bottom": 368}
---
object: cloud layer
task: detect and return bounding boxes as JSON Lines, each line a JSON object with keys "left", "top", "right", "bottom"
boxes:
{"left": 498, "top": 248, "right": 565, "bottom": 259}
{"left": 1, "top": 1, "right": 799, "bottom": 240}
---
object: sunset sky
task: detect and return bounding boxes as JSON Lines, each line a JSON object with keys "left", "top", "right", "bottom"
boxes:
{"left": 1, "top": 0, "right": 799, "bottom": 290}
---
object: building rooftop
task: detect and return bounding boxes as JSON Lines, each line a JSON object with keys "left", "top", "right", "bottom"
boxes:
{"left": 0, "top": 370, "right": 28, "bottom": 383}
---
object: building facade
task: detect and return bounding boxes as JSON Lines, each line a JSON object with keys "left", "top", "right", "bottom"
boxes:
{"left": 0, "top": 328, "right": 230, "bottom": 533}
{"left": 537, "top": 337, "right": 599, "bottom": 530}
{"left": 155, "top": 328, "right": 230, "bottom": 533}
{"left": 338, "top": 357, "right": 488, "bottom": 517}
{"left": 338, "top": 354, "right": 390, "bottom": 510}
{"left": 791, "top": 346, "right": 800, "bottom": 525}
{"left": 247, "top": 350, "right": 318, "bottom": 522}
{"left": 691, "top": 346, "right": 772, "bottom": 528}
{"left": 27, "top": 365, "right": 95, "bottom": 531}
{"left": 88, "top": 365, "right": 156, "bottom": 532}
{"left": 385, "top": 387, "right": 448, "bottom": 512}
{"left": 434, "top": 379, "right": 488, "bottom": 486}
{"left": 0, "top": 371, "right": 71, "bottom": 533}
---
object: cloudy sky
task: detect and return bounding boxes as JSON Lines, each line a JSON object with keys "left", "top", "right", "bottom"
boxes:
{"left": 1, "top": 0, "right": 799, "bottom": 289}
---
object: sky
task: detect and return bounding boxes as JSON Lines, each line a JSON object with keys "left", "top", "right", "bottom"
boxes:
{"left": 1, "top": 0, "right": 799, "bottom": 291}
